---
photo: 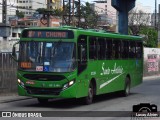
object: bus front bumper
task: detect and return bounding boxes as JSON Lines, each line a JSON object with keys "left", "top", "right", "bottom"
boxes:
{"left": 18, "top": 83, "right": 77, "bottom": 99}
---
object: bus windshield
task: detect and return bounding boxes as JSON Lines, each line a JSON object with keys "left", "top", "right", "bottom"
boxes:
{"left": 19, "top": 41, "right": 76, "bottom": 72}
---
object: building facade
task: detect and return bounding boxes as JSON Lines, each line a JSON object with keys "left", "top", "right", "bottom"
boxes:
{"left": 16, "top": 0, "right": 46, "bottom": 16}
{"left": 94, "top": 0, "right": 117, "bottom": 25}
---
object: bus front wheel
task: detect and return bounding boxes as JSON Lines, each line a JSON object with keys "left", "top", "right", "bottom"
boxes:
{"left": 122, "top": 77, "right": 131, "bottom": 97}
{"left": 84, "top": 82, "right": 94, "bottom": 105}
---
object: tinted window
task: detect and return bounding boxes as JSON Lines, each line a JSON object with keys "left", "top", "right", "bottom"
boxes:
{"left": 129, "top": 41, "right": 136, "bottom": 58}
{"left": 89, "top": 37, "right": 97, "bottom": 60}
{"left": 136, "top": 42, "right": 143, "bottom": 59}
{"left": 112, "top": 40, "right": 121, "bottom": 59}
{"left": 121, "top": 40, "right": 129, "bottom": 58}
{"left": 106, "top": 39, "right": 112, "bottom": 59}
{"left": 98, "top": 38, "right": 106, "bottom": 60}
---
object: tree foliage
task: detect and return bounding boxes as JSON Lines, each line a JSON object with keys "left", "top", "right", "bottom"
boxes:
{"left": 63, "top": 2, "right": 99, "bottom": 28}
{"left": 79, "top": 2, "right": 99, "bottom": 28}
{"left": 36, "top": 8, "right": 62, "bottom": 16}
{"left": 128, "top": 9, "right": 151, "bottom": 35}
{"left": 16, "top": 10, "right": 24, "bottom": 18}
{"left": 140, "top": 27, "right": 157, "bottom": 47}
{"left": 128, "top": 9, "right": 158, "bottom": 48}
{"left": 36, "top": 2, "right": 98, "bottom": 28}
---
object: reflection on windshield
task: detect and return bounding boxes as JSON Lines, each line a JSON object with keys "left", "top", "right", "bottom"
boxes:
{"left": 19, "top": 42, "right": 76, "bottom": 72}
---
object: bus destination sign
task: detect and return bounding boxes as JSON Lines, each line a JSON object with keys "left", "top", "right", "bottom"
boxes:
{"left": 27, "top": 31, "right": 68, "bottom": 38}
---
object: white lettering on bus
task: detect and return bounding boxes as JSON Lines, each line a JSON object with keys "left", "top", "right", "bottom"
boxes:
{"left": 111, "top": 63, "right": 123, "bottom": 74}
{"left": 100, "top": 62, "right": 123, "bottom": 75}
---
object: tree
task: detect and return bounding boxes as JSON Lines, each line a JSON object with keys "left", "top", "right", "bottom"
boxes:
{"left": 140, "top": 27, "right": 157, "bottom": 47}
{"left": 62, "top": 2, "right": 99, "bottom": 28}
{"left": 128, "top": 9, "right": 158, "bottom": 48}
{"left": 16, "top": 10, "right": 24, "bottom": 18}
{"left": 36, "top": 8, "right": 47, "bottom": 14}
{"left": 36, "top": 2, "right": 99, "bottom": 28}
{"left": 78, "top": 2, "right": 99, "bottom": 28}
{"left": 36, "top": 8, "right": 62, "bottom": 16}
{"left": 128, "top": 9, "right": 150, "bottom": 35}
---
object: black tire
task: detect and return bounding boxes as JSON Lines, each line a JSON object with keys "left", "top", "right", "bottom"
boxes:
{"left": 84, "top": 82, "right": 94, "bottom": 105}
{"left": 122, "top": 77, "right": 130, "bottom": 97}
{"left": 37, "top": 98, "right": 48, "bottom": 104}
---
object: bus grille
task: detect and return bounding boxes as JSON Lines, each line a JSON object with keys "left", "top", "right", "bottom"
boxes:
{"left": 23, "top": 74, "right": 65, "bottom": 81}
{"left": 26, "top": 86, "right": 62, "bottom": 95}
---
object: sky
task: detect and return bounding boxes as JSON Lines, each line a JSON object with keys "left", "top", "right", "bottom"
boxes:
{"left": 84, "top": 0, "right": 160, "bottom": 12}
{"left": 136, "top": 0, "right": 159, "bottom": 12}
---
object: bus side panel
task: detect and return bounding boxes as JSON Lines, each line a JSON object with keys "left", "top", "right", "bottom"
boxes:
{"left": 96, "top": 60, "right": 126, "bottom": 95}
{"left": 130, "top": 59, "right": 143, "bottom": 87}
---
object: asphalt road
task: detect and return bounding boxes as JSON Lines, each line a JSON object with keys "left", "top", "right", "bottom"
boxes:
{"left": 0, "top": 77, "right": 160, "bottom": 120}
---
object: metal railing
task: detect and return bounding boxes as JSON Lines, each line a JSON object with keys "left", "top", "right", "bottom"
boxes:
{"left": 0, "top": 52, "right": 17, "bottom": 94}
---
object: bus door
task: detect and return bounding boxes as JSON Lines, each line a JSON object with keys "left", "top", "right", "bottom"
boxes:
{"left": 135, "top": 42, "right": 143, "bottom": 83}
{"left": 129, "top": 41, "right": 137, "bottom": 83}
{"left": 77, "top": 35, "right": 88, "bottom": 97}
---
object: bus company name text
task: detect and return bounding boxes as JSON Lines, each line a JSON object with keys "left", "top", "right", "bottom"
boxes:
{"left": 101, "top": 63, "right": 123, "bottom": 75}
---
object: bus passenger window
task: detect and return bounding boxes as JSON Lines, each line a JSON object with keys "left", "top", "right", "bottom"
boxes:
{"left": 98, "top": 38, "right": 106, "bottom": 60}
{"left": 129, "top": 42, "right": 136, "bottom": 58}
{"left": 106, "top": 39, "right": 112, "bottom": 59}
{"left": 89, "top": 37, "right": 97, "bottom": 60}
{"left": 112, "top": 40, "right": 121, "bottom": 59}
{"left": 136, "top": 42, "right": 142, "bottom": 59}
{"left": 78, "top": 35, "right": 87, "bottom": 74}
{"left": 121, "top": 41, "right": 129, "bottom": 58}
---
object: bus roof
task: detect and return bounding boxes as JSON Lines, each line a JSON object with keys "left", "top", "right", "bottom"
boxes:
{"left": 22, "top": 26, "right": 142, "bottom": 40}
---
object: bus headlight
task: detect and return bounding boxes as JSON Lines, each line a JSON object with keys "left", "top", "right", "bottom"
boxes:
{"left": 63, "top": 80, "right": 75, "bottom": 90}
{"left": 18, "top": 79, "right": 25, "bottom": 88}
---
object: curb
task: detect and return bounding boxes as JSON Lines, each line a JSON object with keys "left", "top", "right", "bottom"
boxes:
{"left": 0, "top": 96, "right": 33, "bottom": 103}
{"left": 143, "top": 75, "right": 160, "bottom": 81}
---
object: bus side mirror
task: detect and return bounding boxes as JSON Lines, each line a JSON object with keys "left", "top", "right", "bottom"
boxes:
{"left": 12, "top": 46, "right": 17, "bottom": 57}
{"left": 11, "top": 41, "right": 19, "bottom": 62}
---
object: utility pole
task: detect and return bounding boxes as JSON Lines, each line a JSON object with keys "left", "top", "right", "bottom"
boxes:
{"left": 155, "top": 0, "right": 157, "bottom": 29}
{"left": 62, "top": 0, "right": 80, "bottom": 26}
{"left": 0, "top": 0, "right": 10, "bottom": 40}
{"left": 47, "top": 0, "right": 51, "bottom": 27}
{"left": 158, "top": 4, "right": 160, "bottom": 47}
{"left": 2, "top": 0, "right": 7, "bottom": 24}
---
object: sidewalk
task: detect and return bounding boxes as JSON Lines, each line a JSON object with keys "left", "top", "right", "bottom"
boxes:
{"left": 143, "top": 75, "right": 160, "bottom": 81}
{"left": 0, "top": 94, "right": 32, "bottom": 103}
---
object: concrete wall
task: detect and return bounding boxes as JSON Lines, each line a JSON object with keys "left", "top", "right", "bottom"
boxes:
{"left": 143, "top": 48, "right": 160, "bottom": 76}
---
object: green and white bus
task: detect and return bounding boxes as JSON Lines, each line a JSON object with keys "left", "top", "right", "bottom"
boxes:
{"left": 12, "top": 26, "right": 143, "bottom": 104}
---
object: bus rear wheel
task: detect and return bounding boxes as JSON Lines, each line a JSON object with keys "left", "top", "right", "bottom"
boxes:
{"left": 84, "top": 82, "right": 94, "bottom": 105}
{"left": 122, "top": 77, "right": 131, "bottom": 97}
{"left": 37, "top": 98, "right": 48, "bottom": 104}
